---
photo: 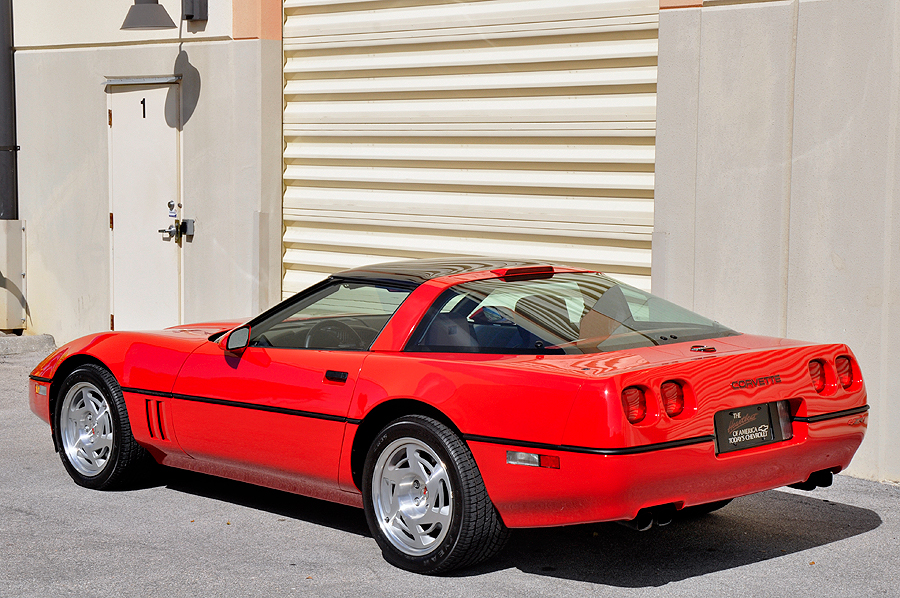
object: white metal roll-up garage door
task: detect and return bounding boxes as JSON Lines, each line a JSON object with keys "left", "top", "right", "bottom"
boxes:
{"left": 283, "top": 0, "right": 658, "bottom": 298}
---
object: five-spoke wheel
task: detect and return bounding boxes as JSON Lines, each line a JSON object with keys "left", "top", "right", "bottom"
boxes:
{"left": 59, "top": 380, "right": 114, "bottom": 478}
{"left": 55, "top": 364, "right": 149, "bottom": 490}
{"left": 362, "top": 415, "right": 508, "bottom": 574}
{"left": 370, "top": 437, "right": 454, "bottom": 556}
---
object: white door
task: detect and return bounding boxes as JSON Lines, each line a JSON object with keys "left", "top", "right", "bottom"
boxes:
{"left": 109, "top": 84, "right": 180, "bottom": 330}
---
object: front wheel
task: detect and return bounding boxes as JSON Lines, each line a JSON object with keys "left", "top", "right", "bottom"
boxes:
{"left": 362, "top": 415, "right": 508, "bottom": 574}
{"left": 55, "top": 364, "right": 151, "bottom": 490}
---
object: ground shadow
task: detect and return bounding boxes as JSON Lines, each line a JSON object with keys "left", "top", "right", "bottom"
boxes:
{"left": 162, "top": 467, "right": 369, "bottom": 537}
{"left": 154, "top": 468, "right": 881, "bottom": 586}
{"left": 462, "top": 489, "right": 882, "bottom": 586}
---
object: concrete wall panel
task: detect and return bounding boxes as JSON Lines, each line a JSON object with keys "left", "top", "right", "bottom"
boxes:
{"left": 788, "top": 0, "right": 897, "bottom": 481}
{"left": 653, "top": 7, "right": 700, "bottom": 304}
{"left": 12, "top": 0, "right": 233, "bottom": 47}
{"left": 15, "top": 40, "right": 282, "bottom": 343}
{"left": 656, "top": 0, "right": 900, "bottom": 482}
{"left": 692, "top": 2, "right": 796, "bottom": 335}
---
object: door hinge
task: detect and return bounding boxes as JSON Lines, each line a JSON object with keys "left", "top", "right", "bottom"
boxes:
{"left": 109, "top": 212, "right": 114, "bottom": 230}
{"left": 108, "top": 109, "right": 112, "bottom": 127}
{"left": 110, "top": 314, "right": 115, "bottom": 330}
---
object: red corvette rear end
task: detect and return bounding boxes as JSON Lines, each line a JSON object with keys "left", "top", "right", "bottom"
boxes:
{"left": 465, "top": 336, "right": 867, "bottom": 528}
{"left": 372, "top": 265, "right": 867, "bottom": 529}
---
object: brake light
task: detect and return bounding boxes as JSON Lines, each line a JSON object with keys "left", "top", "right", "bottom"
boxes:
{"left": 491, "top": 266, "right": 554, "bottom": 281}
{"left": 808, "top": 360, "right": 827, "bottom": 393}
{"left": 661, "top": 381, "right": 685, "bottom": 417}
{"left": 835, "top": 356, "right": 853, "bottom": 389}
{"left": 621, "top": 386, "right": 647, "bottom": 424}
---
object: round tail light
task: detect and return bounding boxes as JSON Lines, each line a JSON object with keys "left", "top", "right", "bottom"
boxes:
{"left": 808, "top": 360, "right": 827, "bottom": 393}
{"left": 835, "top": 356, "right": 853, "bottom": 389}
{"left": 661, "top": 381, "right": 685, "bottom": 417}
{"left": 621, "top": 386, "right": 647, "bottom": 424}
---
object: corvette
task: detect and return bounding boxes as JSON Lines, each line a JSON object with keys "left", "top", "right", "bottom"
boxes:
{"left": 29, "top": 258, "right": 868, "bottom": 573}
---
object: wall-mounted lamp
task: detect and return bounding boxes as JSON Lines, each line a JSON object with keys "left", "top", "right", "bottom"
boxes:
{"left": 121, "top": 1, "right": 208, "bottom": 30}
{"left": 183, "top": 0, "right": 208, "bottom": 22}
{"left": 121, "top": 0, "right": 177, "bottom": 30}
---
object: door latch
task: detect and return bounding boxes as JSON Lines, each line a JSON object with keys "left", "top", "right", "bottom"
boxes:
{"left": 158, "top": 223, "right": 178, "bottom": 238}
{"left": 158, "top": 219, "right": 195, "bottom": 240}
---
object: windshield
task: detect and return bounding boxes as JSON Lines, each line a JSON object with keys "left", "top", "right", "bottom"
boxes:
{"left": 406, "top": 272, "right": 738, "bottom": 354}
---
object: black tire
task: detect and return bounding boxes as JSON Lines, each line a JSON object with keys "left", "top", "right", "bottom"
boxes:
{"left": 54, "top": 364, "right": 151, "bottom": 490}
{"left": 362, "top": 415, "right": 508, "bottom": 574}
{"left": 678, "top": 498, "right": 733, "bottom": 518}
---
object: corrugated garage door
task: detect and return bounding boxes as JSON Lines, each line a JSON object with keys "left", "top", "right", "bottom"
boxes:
{"left": 283, "top": 0, "right": 658, "bottom": 298}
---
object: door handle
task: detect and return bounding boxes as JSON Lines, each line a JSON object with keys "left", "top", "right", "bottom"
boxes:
{"left": 325, "top": 370, "right": 349, "bottom": 383}
{"left": 158, "top": 219, "right": 194, "bottom": 240}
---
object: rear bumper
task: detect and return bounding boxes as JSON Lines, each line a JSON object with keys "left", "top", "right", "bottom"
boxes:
{"left": 470, "top": 413, "right": 867, "bottom": 528}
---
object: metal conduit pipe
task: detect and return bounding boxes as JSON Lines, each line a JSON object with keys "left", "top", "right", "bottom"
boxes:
{"left": 0, "top": 0, "right": 16, "bottom": 220}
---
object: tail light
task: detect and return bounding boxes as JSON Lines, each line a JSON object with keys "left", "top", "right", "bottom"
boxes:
{"left": 808, "top": 360, "right": 827, "bottom": 393}
{"left": 621, "top": 386, "right": 647, "bottom": 424}
{"left": 660, "top": 381, "right": 685, "bottom": 417}
{"left": 835, "top": 356, "right": 853, "bottom": 389}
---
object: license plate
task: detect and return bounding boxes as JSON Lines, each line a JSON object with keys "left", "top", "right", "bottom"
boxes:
{"left": 714, "top": 402, "right": 785, "bottom": 454}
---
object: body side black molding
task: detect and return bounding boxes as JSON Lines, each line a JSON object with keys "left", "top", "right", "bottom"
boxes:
{"left": 122, "top": 387, "right": 348, "bottom": 423}
{"left": 462, "top": 433, "right": 716, "bottom": 456}
{"left": 793, "top": 404, "right": 869, "bottom": 424}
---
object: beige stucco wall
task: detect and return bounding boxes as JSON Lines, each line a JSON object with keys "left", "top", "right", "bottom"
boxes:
{"left": 13, "top": 0, "right": 233, "bottom": 46}
{"left": 12, "top": 0, "right": 283, "bottom": 343}
{"left": 654, "top": 0, "right": 899, "bottom": 483}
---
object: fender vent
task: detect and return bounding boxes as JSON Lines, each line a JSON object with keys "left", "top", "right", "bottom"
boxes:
{"left": 145, "top": 399, "right": 168, "bottom": 441}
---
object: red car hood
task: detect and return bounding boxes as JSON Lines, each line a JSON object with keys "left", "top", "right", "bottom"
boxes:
{"left": 164, "top": 319, "right": 247, "bottom": 336}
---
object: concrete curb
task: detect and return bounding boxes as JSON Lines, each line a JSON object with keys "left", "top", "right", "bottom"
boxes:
{"left": 0, "top": 334, "right": 57, "bottom": 356}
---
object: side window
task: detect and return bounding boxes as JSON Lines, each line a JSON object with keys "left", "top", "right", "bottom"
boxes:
{"left": 406, "top": 285, "right": 573, "bottom": 354}
{"left": 248, "top": 280, "right": 411, "bottom": 350}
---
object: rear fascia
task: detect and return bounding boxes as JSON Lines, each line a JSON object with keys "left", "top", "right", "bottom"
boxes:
{"left": 468, "top": 342, "right": 867, "bottom": 527}
{"left": 472, "top": 413, "right": 864, "bottom": 527}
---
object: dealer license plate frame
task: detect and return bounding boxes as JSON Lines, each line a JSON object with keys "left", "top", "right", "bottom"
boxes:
{"left": 714, "top": 401, "right": 789, "bottom": 454}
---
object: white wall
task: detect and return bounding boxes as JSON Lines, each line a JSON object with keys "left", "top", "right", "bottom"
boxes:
{"left": 13, "top": 1, "right": 282, "bottom": 343}
{"left": 13, "top": 0, "right": 233, "bottom": 46}
{"left": 655, "top": 0, "right": 899, "bottom": 483}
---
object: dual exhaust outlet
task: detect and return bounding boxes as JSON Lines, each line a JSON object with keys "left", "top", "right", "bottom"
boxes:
{"left": 620, "top": 469, "right": 834, "bottom": 532}
{"left": 618, "top": 503, "right": 677, "bottom": 532}
{"left": 788, "top": 469, "right": 834, "bottom": 491}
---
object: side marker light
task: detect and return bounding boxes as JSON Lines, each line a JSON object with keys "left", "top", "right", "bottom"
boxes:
{"left": 506, "top": 451, "right": 560, "bottom": 469}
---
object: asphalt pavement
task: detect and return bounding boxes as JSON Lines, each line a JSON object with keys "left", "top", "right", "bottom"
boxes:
{"left": 1, "top": 339, "right": 898, "bottom": 598}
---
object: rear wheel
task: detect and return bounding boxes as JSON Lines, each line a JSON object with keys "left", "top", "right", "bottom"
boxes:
{"left": 362, "top": 415, "right": 508, "bottom": 574}
{"left": 55, "top": 364, "right": 150, "bottom": 490}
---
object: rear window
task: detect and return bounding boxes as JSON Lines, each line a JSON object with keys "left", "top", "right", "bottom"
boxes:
{"left": 406, "top": 272, "right": 738, "bottom": 354}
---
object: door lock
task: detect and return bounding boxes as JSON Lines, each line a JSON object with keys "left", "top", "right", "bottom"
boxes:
{"left": 158, "top": 219, "right": 195, "bottom": 240}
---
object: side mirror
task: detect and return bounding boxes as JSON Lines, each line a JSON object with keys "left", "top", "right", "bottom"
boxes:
{"left": 221, "top": 325, "right": 251, "bottom": 353}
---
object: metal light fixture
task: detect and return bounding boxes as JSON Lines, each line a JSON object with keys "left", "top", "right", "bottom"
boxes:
{"left": 121, "top": 0, "right": 177, "bottom": 30}
{"left": 183, "top": 0, "right": 208, "bottom": 21}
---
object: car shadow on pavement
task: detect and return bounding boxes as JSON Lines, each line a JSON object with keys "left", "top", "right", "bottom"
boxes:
{"left": 461, "top": 488, "right": 882, "bottom": 586}
{"left": 162, "top": 467, "right": 370, "bottom": 537}
{"left": 156, "top": 467, "right": 880, "bottom": 586}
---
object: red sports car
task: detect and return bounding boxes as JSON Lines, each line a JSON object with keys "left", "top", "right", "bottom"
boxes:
{"left": 28, "top": 258, "right": 868, "bottom": 573}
